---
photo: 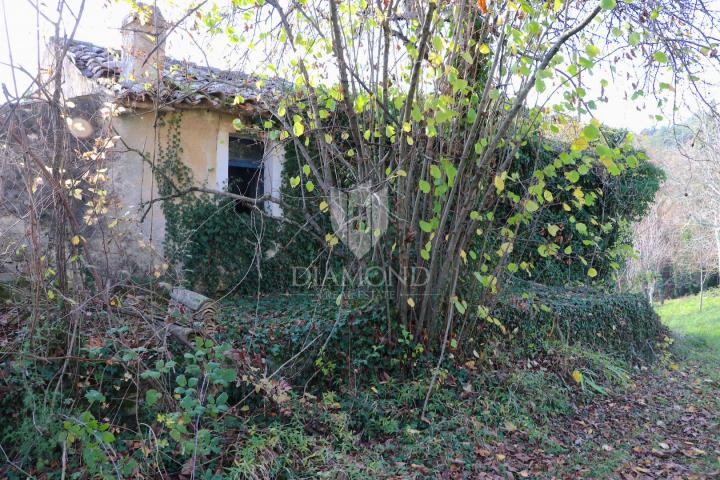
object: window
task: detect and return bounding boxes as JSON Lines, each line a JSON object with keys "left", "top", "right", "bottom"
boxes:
{"left": 228, "top": 136, "right": 264, "bottom": 213}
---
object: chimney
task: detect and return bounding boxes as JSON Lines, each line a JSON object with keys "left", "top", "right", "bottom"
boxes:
{"left": 120, "top": 3, "right": 168, "bottom": 83}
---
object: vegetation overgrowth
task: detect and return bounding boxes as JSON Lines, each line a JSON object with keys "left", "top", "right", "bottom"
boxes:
{"left": 1, "top": 0, "right": 720, "bottom": 478}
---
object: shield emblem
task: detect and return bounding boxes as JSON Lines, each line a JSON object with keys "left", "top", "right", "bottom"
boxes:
{"left": 329, "top": 184, "right": 389, "bottom": 258}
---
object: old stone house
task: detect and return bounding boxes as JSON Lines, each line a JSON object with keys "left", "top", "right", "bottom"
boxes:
{"left": 47, "top": 4, "right": 287, "bottom": 255}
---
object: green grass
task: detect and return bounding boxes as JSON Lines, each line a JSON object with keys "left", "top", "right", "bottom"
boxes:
{"left": 656, "top": 289, "right": 720, "bottom": 375}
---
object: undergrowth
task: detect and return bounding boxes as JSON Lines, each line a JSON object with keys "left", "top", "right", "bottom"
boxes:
{"left": 0, "top": 286, "right": 669, "bottom": 479}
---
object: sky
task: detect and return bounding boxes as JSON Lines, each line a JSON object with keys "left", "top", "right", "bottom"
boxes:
{"left": 0, "top": 0, "right": 715, "bottom": 133}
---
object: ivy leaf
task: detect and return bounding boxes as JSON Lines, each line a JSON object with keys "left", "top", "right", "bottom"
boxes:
{"left": 85, "top": 390, "right": 106, "bottom": 404}
{"left": 146, "top": 389, "right": 161, "bottom": 406}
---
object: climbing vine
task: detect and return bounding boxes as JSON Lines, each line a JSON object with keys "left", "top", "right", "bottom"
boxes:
{"left": 154, "top": 113, "right": 323, "bottom": 295}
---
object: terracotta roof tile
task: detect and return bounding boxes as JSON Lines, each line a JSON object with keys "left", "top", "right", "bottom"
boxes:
{"left": 64, "top": 39, "right": 289, "bottom": 112}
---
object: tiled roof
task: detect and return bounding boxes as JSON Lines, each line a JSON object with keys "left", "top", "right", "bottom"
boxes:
{"left": 64, "top": 39, "right": 289, "bottom": 112}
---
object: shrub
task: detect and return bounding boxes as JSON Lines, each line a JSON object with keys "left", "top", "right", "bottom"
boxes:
{"left": 491, "top": 280, "right": 668, "bottom": 361}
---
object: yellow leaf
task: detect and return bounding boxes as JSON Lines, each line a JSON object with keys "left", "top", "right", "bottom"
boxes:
{"left": 478, "top": 43, "right": 491, "bottom": 55}
{"left": 71, "top": 235, "right": 81, "bottom": 246}
{"left": 325, "top": 233, "right": 339, "bottom": 247}
{"left": 572, "top": 137, "right": 589, "bottom": 151}
{"left": 572, "top": 369, "right": 583, "bottom": 384}
{"left": 494, "top": 175, "right": 505, "bottom": 193}
{"left": 319, "top": 200, "right": 329, "bottom": 212}
{"left": 407, "top": 298, "right": 416, "bottom": 308}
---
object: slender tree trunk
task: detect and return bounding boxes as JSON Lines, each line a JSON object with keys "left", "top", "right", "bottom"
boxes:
{"left": 715, "top": 227, "right": 720, "bottom": 287}
{"left": 699, "top": 266, "right": 704, "bottom": 312}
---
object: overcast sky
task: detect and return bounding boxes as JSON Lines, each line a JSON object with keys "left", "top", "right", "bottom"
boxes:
{"left": 0, "top": 0, "right": 714, "bottom": 132}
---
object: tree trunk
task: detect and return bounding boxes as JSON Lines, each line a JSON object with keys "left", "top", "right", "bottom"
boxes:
{"left": 699, "top": 266, "right": 704, "bottom": 312}
{"left": 715, "top": 228, "right": 720, "bottom": 287}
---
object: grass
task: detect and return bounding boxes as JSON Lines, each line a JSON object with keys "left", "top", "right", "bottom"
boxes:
{"left": 656, "top": 288, "right": 720, "bottom": 351}
{"left": 655, "top": 289, "right": 720, "bottom": 385}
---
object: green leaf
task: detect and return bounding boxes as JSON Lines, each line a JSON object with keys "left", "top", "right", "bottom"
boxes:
{"left": 302, "top": 164, "right": 311, "bottom": 176}
{"left": 653, "top": 51, "right": 669, "bottom": 63}
{"left": 565, "top": 170, "right": 580, "bottom": 183}
{"left": 85, "top": 390, "right": 105, "bottom": 404}
{"left": 419, "top": 180, "right": 431, "bottom": 194}
{"left": 146, "top": 389, "right": 161, "bottom": 406}
{"left": 582, "top": 124, "right": 600, "bottom": 141}
{"left": 547, "top": 224, "right": 560, "bottom": 236}
{"left": 629, "top": 32, "right": 641, "bottom": 46}
{"left": 600, "top": 0, "right": 616, "bottom": 10}
{"left": 525, "top": 200, "right": 539, "bottom": 213}
{"left": 585, "top": 44, "right": 600, "bottom": 58}
{"left": 587, "top": 267, "right": 598, "bottom": 278}
{"left": 453, "top": 300, "right": 466, "bottom": 315}
{"left": 305, "top": 181, "right": 315, "bottom": 192}
{"left": 419, "top": 220, "right": 433, "bottom": 233}
{"left": 290, "top": 176, "right": 301, "bottom": 188}
{"left": 293, "top": 121, "right": 305, "bottom": 137}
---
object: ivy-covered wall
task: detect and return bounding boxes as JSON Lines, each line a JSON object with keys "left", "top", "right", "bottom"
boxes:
{"left": 154, "top": 113, "right": 327, "bottom": 295}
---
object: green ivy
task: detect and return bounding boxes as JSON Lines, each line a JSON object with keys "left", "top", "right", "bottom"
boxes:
{"left": 154, "top": 113, "right": 325, "bottom": 295}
